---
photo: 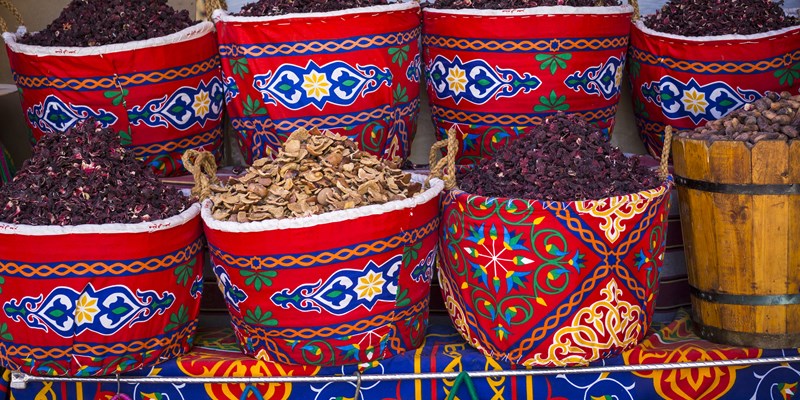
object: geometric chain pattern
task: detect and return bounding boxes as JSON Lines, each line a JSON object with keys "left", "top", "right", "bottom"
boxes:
{"left": 0, "top": 320, "right": 196, "bottom": 361}
{"left": 630, "top": 47, "right": 800, "bottom": 74}
{"left": 0, "top": 238, "right": 203, "bottom": 278}
{"left": 231, "top": 101, "right": 418, "bottom": 133}
{"left": 13, "top": 57, "right": 220, "bottom": 90}
{"left": 235, "top": 298, "right": 428, "bottom": 340}
{"left": 211, "top": 216, "right": 439, "bottom": 269}
{"left": 431, "top": 104, "right": 617, "bottom": 125}
{"left": 132, "top": 126, "right": 223, "bottom": 157}
{"left": 423, "top": 35, "right": 628, "bottom": 52}
{"left": 219, "top": 27, "right": 420, "bottom": 58}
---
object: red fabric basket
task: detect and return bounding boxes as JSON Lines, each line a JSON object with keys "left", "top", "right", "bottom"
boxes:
{"left": 202, "top": 177, "right": 442, "bottom": 366}
{"left": 629, "top": 21, "right": 800, "bottom": 157}
{"left": 438, "top": 179, "right": 671, "bottom": 366}
{"left": 213, "top": 3, "right": 422, "bottom": 164}
{"left": 423, "top": 5, "right": 633, "bottom": 164}
{"left": 0, "top": 204, "right": 204, "bottom": 376}
{"left": 2, "top": 22, "right": 224, "bottom": 176}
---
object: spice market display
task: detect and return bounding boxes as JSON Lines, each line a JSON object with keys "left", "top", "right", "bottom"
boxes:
{"left": 0, "top": 0, "right": 799, "bottom": 399}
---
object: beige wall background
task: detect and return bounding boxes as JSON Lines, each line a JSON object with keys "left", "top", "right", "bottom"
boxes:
{"left": 0, "top": 0, "right": 647, "bottom": 170}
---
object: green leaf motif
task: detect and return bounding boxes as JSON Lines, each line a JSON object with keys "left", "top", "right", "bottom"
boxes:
{"left": 243, "top": 95, "right": 267, "bottom": 116}
{"left": 0, "top": 275, "right": 4, "bottom": 294}
{"left": 0, "top": 323, "right": 12, "bottom": 341}
{"left": 629, "top": 61, "right": 641, "bottom": 80}
{"left": 388, "top": 45, "right": 410, "bottom": 66}
{"left": 230, "top": 57, "right": 250, "bottom": 78}
{"left": 533, "top": 90, "right": 569, "bottom": 112}
{"left": 536, "top": 53, "right": 572, "bottom": 75}
{"left": 393, "top": 85, "right": 408, "bottom": 105}
{"left": 774, "top": 62, "right": 800, "bottom": 87}
{"left": 244, "top": 306, "right": 278, "bottom": 326}
{"left": 396, "top": 288, "right": 410, "bottom": 307}
{"left": 164, "top": 305, "right": 188, "bottom": 333}
{"left": 240, "top": 269, "right": 278, "bottom": 291}
{"left": 174, "top": 258, "right": 196, "bottom": 287}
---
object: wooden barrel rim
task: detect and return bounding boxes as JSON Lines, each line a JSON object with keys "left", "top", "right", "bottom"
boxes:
{"left": 693, "top": 314, "right": 800, "bottom": 349}
{"left": 690, "top": 285, "right": 800, "bottom": 306}
{"left": 675, "top": 175, "right": 800, "bottom": 195}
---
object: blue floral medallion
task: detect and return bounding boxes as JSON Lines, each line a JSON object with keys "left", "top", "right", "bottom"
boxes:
{"left": 271, "top": 254, "right": 401, "bottom": 316}
{"left": 426, "top": 55, "right": 541, "bottom": 105}
{"left": 253, "top": 60, "right": 393, "bottom": 111}
{"left": 26, "top": 95, "right": 118, "bottom": 134}
{"left": 3, "top": 284, "right": 174, "bottom": 338}
{"left": 224, "top": 75, "right": 240, "bottom": 105}
{"left": 213, "top": 265, "right": 247, "bottom": 312}
{"left": 565, "top": 56, "right": 624, "bottom": 100}
{"left": 640, "top": 77, "right": 762, "bottom": 124}
{"left": 129, "top": 77, "right": 225, "bottom": 131}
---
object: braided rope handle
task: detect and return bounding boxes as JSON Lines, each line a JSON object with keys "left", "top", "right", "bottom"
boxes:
{"left": 201, "top": 0, "right": 228, "bottom": 20}
{"left": 426, "top": 126, "right": 459, "bottom": 190}
{"left": 182, "top": 150, "right": 220, "bottom": 201}
{"left": 0, "top": 0, "right": 24, "bottom": 33}
{"left": 629, "top": 0, "right": 640, "bottom": 21}
{"left": 660, "top": 125, "right": 672, "bottom": 182}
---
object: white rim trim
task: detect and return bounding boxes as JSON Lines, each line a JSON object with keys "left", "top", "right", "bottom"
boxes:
{"left": 423, "top": 4, "right": 633, "bottom": 16}
{"left": 633, "top": 19, "right": 800, "bottom": 42}
{"left": 2, "top": 21, "right": 214, "bottom": 57}
{"left": 202, "top": 175, "right": 443, "bottom": 233}
{"left": 213, "top": 2, "right": 419, "bottom": 23}
{"left": 0, "top": 203, "right": 201, "bottom": 236}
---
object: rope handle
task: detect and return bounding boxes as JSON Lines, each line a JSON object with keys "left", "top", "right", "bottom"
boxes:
{"left": 445, "top": 371, "right": 479, "bottom": 400}
{"left": 0, "top": 0, "right": 24, "bottom": 33}
{"left": 202, "top": 0, "right": 228, "bottom": 20}
{"left": 181, "top": 149, "right": 220, "bottom": 201}
{"left": 426, "top": 126, "right": 459, "bottom": 190}
{"left": 630, "top": 0, "right": 640, "bottom": 21}
{"left": 659, "top": 125, "right": 672, "bottom": 182}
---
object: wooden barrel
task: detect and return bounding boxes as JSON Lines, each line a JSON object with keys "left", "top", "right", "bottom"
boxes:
{"left": 672, "top": 138, "right": 800, "bottom": 348}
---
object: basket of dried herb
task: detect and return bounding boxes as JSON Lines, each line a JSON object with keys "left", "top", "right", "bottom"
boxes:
{"left": 433, "top": 113, "right": 672, "bottom": 366}
{"left": 422, "top": 0, "right": 634, "bottom": 165}
{"left": 1, "top": 0, "right": 224, "bottom": 177}
{"left": 184, "top": 127, "right": 443, "bottom": 366}
{"left": 629, "top": 0, "right": 800, "bottom": 158}
{"left": 212, "top": 0, "right": 421, "bottom": 165}
{"left": 0, "top": 119, "right": 204, "bottom": 377}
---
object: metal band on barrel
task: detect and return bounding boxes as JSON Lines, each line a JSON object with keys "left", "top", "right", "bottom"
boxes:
{"left": 690, "top": 285, "right": 800, "bottom": 305}
{"left": 674, "top": 175, "right": 800, "bottom": 195}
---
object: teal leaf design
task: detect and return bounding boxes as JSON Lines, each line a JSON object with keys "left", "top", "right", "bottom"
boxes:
{"left": 0, "top": 323, "right": 12, "bottom": 341}
{"left": 230, "top": 57, "right": 250, "bottom": 79}
{"left": 535, "top": 53, "right": 572, "bottom": 75}
{"left": 393, "top": 85, "right": 408, "bottom": 105}
{"left": 174, "top": 258, "right": 196, "bottom": 287}
{"left": 774, "top": 62, "right": 800, "bottom": 87}
{"left": 103, "top": 88, "right": 129, "bottom": 106}
{"left": 388, "top": 45, "right": 410, "bottom": 66}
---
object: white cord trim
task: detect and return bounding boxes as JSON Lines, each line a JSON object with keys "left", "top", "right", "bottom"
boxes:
{"left": 213, "top": 2, "right": 418, "bottom": 23}
{"left": 423, "top": 4, "right": 633, "bottom": 16}
{"left": 2, "top": 21, "right": 214, "bottom": 57}
{"left": 633, "top": 19, "right": 800, "bottom": 42}
{"left": 202, "top": 175, "right": 443, "bottom": 233}
{"left": 0, "top": 203, "right": 200, "bottom": 236}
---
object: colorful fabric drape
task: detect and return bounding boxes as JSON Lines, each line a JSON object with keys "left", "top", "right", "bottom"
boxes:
{"left": 4, "top": 310, "right": 800, "bottom": 400}
{"left": 0, "top": 143, "right": 14, "bottom": 187}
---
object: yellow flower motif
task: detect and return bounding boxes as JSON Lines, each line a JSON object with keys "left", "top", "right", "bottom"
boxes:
{"left": 302, "top": 71, "right": 332, "bottom": 101}
{"left": 614, "top": 66, "right": 623, "bottom": 88}
{"left": 355, "top": 270, "right": 386, "bottom": 302}
{"left": 192, "top": 91, "right": 211, "bottom": 118}
{"left": 75, "top": 292, "right": 100, "bottom": 325}
{"left": 446, "top": 66, "right": 468, "bottom": 95}
{"left": 681, "top": 88, "right": 708, "bottom": 116}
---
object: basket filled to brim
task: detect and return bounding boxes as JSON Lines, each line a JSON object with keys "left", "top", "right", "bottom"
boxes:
{"left": 434, "top": 114, "right": 672, "bottom": 366}
{"left": 184, "top": 126, "right": 443, "bottom": 366}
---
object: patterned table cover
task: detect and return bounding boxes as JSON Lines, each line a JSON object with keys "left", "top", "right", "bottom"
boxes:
{"left": 3, "top": 310, "right": 799, "bottom": 400}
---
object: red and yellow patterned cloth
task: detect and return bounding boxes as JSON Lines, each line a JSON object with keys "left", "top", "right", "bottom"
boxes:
{"left": 3, "top": 310, "right": 799, "bottom": 400}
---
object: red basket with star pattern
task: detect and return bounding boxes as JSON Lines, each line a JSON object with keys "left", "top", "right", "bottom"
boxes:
{"left": 628, "top": 20, "right": 800, "bottom": 158}
{"left": 2, "top": 22, "right": 224, "bottom": 177}
{"left": 435, "top": 135, "right": 672, "bottom": 366}
{"left": 422, "top": 4, "right": 633, "bottom": 165}
{"left": 201, "top": 176, "right": 443, "bottom": 366}
{"left": 212, "top": 3, "right": 422, "bottom": 165}
{"left": 0, "top": 204, "right": 204, "bottom": 376}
